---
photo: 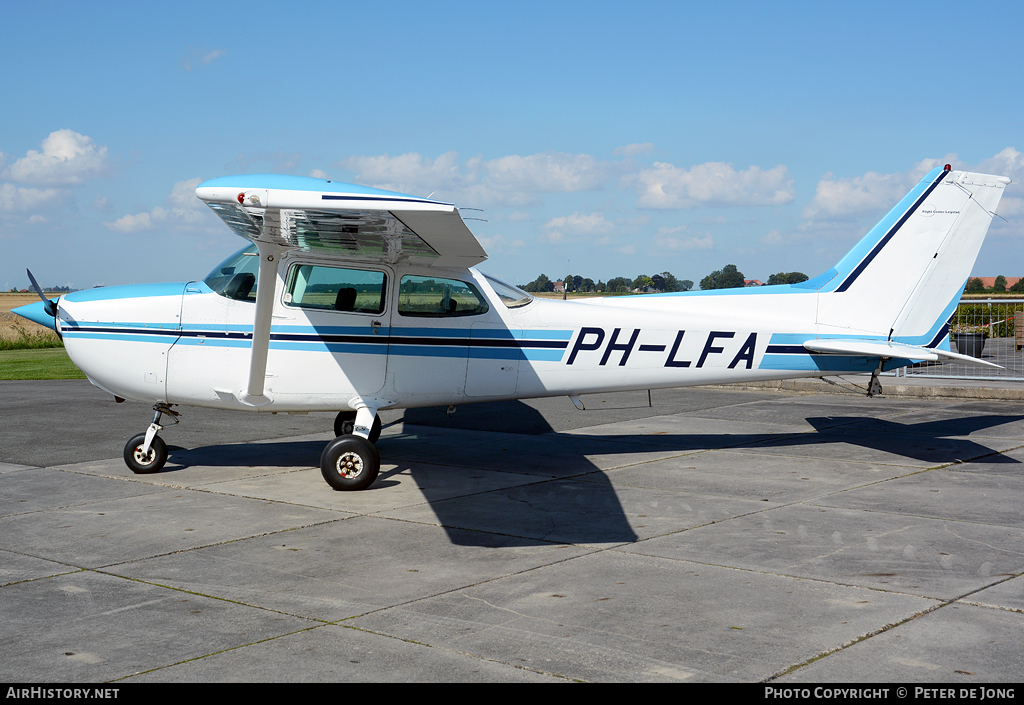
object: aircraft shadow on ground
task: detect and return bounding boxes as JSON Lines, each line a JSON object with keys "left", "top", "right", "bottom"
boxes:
{"left": 157, "top": 402, "right": 1023, "bottom": 548}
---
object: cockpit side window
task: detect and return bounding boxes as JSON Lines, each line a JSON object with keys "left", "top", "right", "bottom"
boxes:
{"left": 398, "top": 275, "right": 489, "bottom": 317}
{"left": 284, "top": 264, "right": 387, "bottom": 314}
{"left": 204, "top": 244, "right": 260, "bottom": 302}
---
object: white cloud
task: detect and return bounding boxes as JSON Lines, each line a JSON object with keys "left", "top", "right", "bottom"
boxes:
{"left": 626, "top": 161, "right": 795, "bottom": 209}
{"left": 309, "top": 169, "right": 331, "bottom": 180}
{"left": 0, "top": 183, "right": 66, "bottom": 213}
{"left": 613, "top": 143, "right": 655, "bottom": 157}
{"left": 485, "top": 152, "right": 610, "bottom": 193}
{"left": 801, "top": 150, "right": 1022, "bottom": 224}
{"left": 976, "top": 148, "right": 1024, "bottom": 218}
{"left": 976, "top": 147, "right": 1024, "bottom": 179}
{"left": 653, "top": 225, "right": 714, "bottom": 251}
{"left": 543, "top": 211, "right": 615, "bottom": 244}
{"left": 801, "top": 170, "right": 909, "bottom": 221}
{"left": 339, "top": 150, "right": 613, "bottom": 207}
{"left": 104, "top": 178, "right": 209, "bottom": 234}
{"left": 166, "top": 177, "right": 203, "bottom": 209}
{"left": 477, "top": 233, "right": 526, "bottom": 252}
{"left": 106, "top": 210, "right": 157, "bottom": 234}
{"left": 341, "top": 151, "right": 478, "bottom": 195}
{"left": 545, "top": 211, "right": 615, "bottom": 234}
{"left": 1, "top": 130, "right": 109, "bottom": 185}
{"left": 91, "top": 195, "right": 113, "bottom": 213}
{"left": 183, "top": 48, "right": 227, "bottom": 71}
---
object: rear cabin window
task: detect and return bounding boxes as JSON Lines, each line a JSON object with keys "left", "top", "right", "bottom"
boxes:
{"left": 398, "top": 275, "right": 489, "bottom": 317}
{"left": 285, "top": 264, "right": 387, "bottom": 314}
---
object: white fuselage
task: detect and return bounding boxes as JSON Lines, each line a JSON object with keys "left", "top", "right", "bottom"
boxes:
{"left": 56, "top": 252, "right": 897, "bottom": 415}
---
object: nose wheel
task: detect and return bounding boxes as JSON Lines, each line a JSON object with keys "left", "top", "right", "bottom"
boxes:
{"left": 123, "top": 404, "right": 179, "bottom": 474}
{"left": 124, "top": 434, "right": 168, "bottom": 473}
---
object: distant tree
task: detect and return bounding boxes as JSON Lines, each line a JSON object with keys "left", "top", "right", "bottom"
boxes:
{"left": 767, "top": 272, "right": 810, "bottom": 286}
{"left": 700, "top": 264, "right": 745, "bottom": 290}
{"left": 992, "top": 275, "right": 1007, "bottom": 292}
{"left": 657, "top": 272, "right": 687, "bottom": 292}
{"left": 651, "top": 274, "right": 665, "bottom": 291}
{"left": 582, "top": 277, "right": 595, "bottom": 292}
{"left": 966, "top": 278, "right": 985, "bottom": 293}
{"left": 607, "top": 276, "right": 631, "bottom": 293}
{"left": 524, "top": 274, "right": 553, "bottom": 292}
{"left": 633, "top": 275, "right": 655, "bottom": 291}
{"left": 1011, "top": 278, "right": 1024, "bottom": 293}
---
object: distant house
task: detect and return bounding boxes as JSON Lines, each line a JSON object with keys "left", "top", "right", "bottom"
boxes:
{"left": 744, "top": 279, "right": 764, "bottom": 287}
{"left": 553, "top": 281, "right": 565, "bottom": 293}
{"left": 972, "top": 277, "right": 1022, "bottom": 289}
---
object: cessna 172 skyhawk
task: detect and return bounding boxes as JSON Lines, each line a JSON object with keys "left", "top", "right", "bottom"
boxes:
{"left": 14, "top": 165, "right": 1010, "bottom": 490}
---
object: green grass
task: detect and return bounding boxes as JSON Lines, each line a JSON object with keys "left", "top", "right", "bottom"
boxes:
{"left": 0, "top": 328, "right": 65, "bottom": 351}
{"left": 0, "top": 347, "right": 87, "bottom": 380}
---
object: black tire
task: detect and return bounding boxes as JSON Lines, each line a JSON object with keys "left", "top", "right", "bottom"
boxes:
{"left": 124, "top": 434, "right": 168, "bottom": 474}
{"left": 320, "top": 435, "right": 380, "bottom": 491}
{"left": 333, "top": 411, "right": 381, "bottom": 443}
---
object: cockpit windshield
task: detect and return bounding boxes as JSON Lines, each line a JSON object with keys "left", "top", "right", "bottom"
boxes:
{"left": 204, "top": 244, "right": 260, "bottom": 302}
{"left": 483, "top": 273, "right": 533, "bottom": 308}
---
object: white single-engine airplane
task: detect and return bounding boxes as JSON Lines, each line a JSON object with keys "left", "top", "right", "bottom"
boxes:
{"left": 14, "top": 165, "right": 1010, "bottom": 490}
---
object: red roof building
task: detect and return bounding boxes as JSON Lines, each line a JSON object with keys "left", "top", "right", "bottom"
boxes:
{"left": 970, "top": 277, "right": 1022, "bottom": 289}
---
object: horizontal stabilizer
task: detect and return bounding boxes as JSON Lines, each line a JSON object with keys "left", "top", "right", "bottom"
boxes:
{"left": 803, "top": 338, "right": 1002, "bottom": 369}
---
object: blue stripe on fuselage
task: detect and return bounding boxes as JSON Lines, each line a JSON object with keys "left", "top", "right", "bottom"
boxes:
{"left": 61, "top": 321, "right": 570, "bottom": 361}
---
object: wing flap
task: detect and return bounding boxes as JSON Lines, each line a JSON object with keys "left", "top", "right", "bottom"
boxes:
{"left": 803, "top": 338, "right": 1002, "bottom": 369}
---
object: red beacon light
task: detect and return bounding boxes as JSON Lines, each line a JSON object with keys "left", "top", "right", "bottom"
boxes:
{"left": 945, "top": 164, "right": 952, "bottom": 171}
{"left": 237, "top": 192, "right": 245, "bottom": 204}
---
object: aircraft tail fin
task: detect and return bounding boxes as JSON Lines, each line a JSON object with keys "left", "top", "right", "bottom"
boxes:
{"left": 808, "top": 166, "right": 1010, "bottom": 345}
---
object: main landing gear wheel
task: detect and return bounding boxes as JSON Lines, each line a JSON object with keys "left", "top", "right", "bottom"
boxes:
{"left": 320, "top": 435, "right": 380, "bottom": 491}
{"left": 124, "top": 434, "right": 168, "bottom": 474}
{"left": 333, "top": 410, "right": 382, "bottom": 443}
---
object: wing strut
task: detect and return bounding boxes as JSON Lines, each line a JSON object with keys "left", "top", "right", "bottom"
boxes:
{"left": 239, "top": 238, "right": 289, "bottom": 407}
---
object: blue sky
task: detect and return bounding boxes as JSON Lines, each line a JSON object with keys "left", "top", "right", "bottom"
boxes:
{"left": 2, "top": 1, "right": 1022, "bottom": 290}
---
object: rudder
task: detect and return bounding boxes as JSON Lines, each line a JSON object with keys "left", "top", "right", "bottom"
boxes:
{"left": 812, "top": 166, "right": 1009, "bottom": 342}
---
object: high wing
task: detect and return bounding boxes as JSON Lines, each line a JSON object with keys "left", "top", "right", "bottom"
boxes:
{"left": 195, "top": 174, "right": 487, "bottom": 268}
{"left": 195, "top": 174, "right": 487, "bottom": 408}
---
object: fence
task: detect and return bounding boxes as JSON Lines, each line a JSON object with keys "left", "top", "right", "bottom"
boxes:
{"left": 899, "top": 298, "right": 1024, "bottom": 381}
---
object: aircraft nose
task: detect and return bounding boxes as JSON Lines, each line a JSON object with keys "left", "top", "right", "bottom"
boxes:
{"left": 12, "top": 300, "right": 57, "bottom": 331}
